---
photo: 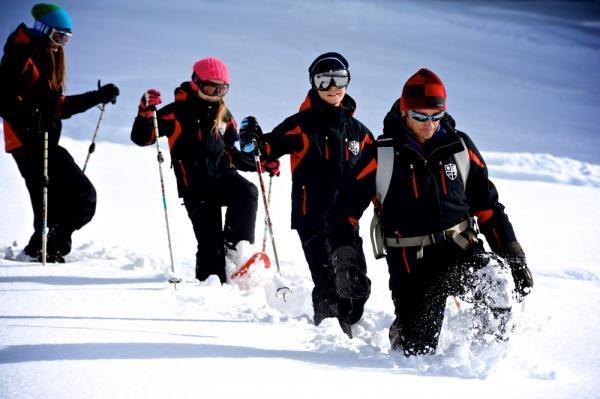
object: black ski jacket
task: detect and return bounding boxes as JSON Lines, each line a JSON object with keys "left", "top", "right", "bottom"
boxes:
{"left": 0, "top": 24, "right": 102, "bottom": 153}
{"left": 333, "top": 100, "right": 519, "bottom": 258}
{"left": 131, "top": 82, "right": 255, "bottom": 198}
{"left": 262, "top": 89, "right": 375, "bottom": 231}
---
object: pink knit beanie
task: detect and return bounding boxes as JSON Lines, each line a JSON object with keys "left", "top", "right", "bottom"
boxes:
{"left": 192, "top": 57, "right": 230, "bottom": 84}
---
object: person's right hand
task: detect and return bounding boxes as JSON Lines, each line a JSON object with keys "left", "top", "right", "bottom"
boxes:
{"left": 138, "top": 89, "right": 162, "bottom": 118}
{"left": 239, "top": 116, "right": 263, "bottom": 153}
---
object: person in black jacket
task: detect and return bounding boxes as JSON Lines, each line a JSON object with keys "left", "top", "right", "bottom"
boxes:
{"left": 131, "top": 57, "right": 264, "bottom": 284}
{"left": 239, "top": 52, "right": 375, "bottom": 336}
{"left": 330, "top": 68, "right": 533, "bottom": 355}
{"left": 0, "top": 4, "right": 119, "bottom": 263}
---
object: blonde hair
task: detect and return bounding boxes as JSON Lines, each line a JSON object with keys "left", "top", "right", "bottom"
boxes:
{"left": 213, "top": 99, "right": 228, "bottom": 134}
{"left": 45, "top": 46, "right": 66, "bottom": 91}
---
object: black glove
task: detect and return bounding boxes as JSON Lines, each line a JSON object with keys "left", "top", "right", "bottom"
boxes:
{"left": 331, "top": 245, "right": 371, "bottom": 299}
{"left": 501, "top": 241, "right": 533, "bottom": 301}
{"left": 239, "top": 116, "right": 263, "bottom": 153}
{"left": 96, "top": 83, "right": 120, "bottom": 105}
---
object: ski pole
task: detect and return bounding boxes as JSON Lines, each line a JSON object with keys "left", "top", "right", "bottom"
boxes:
{"left": 82, "top": 80, "right": 107, "bottom": 173}
{"left": 152, "top": 111, "right": 181, "bottom": 286}
{"left": 41, "top": 130, "right": 49, "bottom": 266}
{"left": 253, "top": 140, "right": 290, "bottom": 300}
{"left": 261, "top": 175, "right": 273, "bottom": 253}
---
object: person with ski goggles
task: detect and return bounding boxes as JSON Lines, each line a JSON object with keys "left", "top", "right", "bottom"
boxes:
{"left": 329, "top": 68, "right": 533, "bottom": 356}
{"left": 131, "top": 57, "right": 265, "bottom": 284}
{"left": 238, "top": 52, "right": 374, "bottom": 337}
{"left": 0, "top": 3, "right": 119, "bottom": 263}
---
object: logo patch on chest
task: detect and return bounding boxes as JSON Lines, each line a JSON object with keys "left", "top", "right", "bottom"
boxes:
{"left": 445, "top": 163, "right": 458, "bottom": 180}
{"left": 348, "top": 140, "right": 360, "bottom": 156}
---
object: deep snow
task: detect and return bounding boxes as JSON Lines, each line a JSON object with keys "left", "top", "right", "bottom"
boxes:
{"left": 1, "top": 1, "right": 600, "bottom": 398}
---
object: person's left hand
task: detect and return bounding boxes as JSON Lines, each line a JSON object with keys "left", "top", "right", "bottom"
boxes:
{"left": 96, "top": 83, "right": 120, "bottom": 105}
{"left": 263, "top": 160, "right": 280, "bottom": 177}
{"left": 500, "top": 241, "right": 533, "bottom": 301}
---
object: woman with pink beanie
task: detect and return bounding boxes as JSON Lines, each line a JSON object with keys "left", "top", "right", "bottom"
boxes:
{"left": 131, "top": 57, "right": 262, "bottom": 283}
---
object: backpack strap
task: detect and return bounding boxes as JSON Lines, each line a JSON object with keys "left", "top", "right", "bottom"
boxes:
{"left": 375, "top": 137, "right": 395, "bottom": 204}
{"left": 370, "top": 137, "right": 395, "bottom": 259}
{"left": 453, "top": 136, "right": 470, "bottom": 190}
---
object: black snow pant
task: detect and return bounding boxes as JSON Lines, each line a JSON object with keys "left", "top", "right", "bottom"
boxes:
{"left": 297, "top": 227, "right": 369, "bottom": 326}
{"left": 386, "top": 240, "right": 510, "bottom": 356}
{"left": 184, "top": 171, "right": 258, "bottom": 284}
{"left": 12, "top": 145, "right": 97, "bottom": 259}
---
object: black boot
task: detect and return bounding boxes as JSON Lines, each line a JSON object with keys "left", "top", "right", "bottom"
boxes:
{"left": 312, "top": 287, "right": 339, "bottom": 326}
{"left": 47, "top": 225, "right": 73, "bottom": 257}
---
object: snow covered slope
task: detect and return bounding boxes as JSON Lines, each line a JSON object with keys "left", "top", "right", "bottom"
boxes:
{"left": 1, "top": 137, "right": 599, "bottom": 399}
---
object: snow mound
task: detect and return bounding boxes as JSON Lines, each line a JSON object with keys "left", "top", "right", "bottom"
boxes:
{"left": 484, "top": 151, "right": 600, "bottom": 187}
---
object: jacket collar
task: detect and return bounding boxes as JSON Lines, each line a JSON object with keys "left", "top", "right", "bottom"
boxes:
{"left": 298, "top": 89, "right": 356, "bottom": 125}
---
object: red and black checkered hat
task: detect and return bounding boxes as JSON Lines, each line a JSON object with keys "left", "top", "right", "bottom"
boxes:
{"left": 399, "top": 68, "right": 446, "bottom": 111}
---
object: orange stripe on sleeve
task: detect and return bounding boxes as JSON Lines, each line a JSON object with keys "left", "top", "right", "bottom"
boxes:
{"left": 286, "top": 126, "right": 309, "bottom": 173}
{"left": 468, "top": 149, "right": 485, "bottom": 168}
{"left": 473, "top": 209, "right": 494, "bottom": 224}
{"left": 356, "top": 158, "right": 377, "bottom": 181}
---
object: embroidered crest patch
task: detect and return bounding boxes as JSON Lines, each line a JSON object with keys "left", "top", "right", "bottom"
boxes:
{"left": 217, "top": 122, "right": 227, "bottom": 135}
{"left": 445, "top": 163, "right": 458, "bottom": 180}
{"left": 348, "top": 140, "right": 360, "bottom": 156}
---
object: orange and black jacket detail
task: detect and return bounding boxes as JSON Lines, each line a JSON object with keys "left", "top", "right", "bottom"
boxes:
{"left": 332, "top": 100, "right": 519, "bottom": 264}
{"left": 0, "top": 24, "right": 102, "bottom": 153}
{"left": 131, "top": 82, "right": 255, "bottom": 198}
{"left": 260, "top": 89, "right": 375, "bottom": 230}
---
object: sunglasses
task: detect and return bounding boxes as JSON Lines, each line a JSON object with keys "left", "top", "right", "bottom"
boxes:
{"left": 409, "top": 110, "right": 445, "bottom": 122}
{"left": 192, "top": 74, "right": 230, "bottom": 97}
{"left": 312, "top": 70, "right": 350, "bottom": 91}
{"left": 48, "top": 28, "right": 72, "bottom": 46}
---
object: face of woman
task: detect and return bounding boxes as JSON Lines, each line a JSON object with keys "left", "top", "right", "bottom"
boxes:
{"left": 196, "top": 79, "right": 229, "bottom": 102}
{"left": 47, "top": 28, "right": 72, "bottom": 52}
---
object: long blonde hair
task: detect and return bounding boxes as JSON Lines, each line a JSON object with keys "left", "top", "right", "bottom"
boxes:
{"left": 213, "top": 99, "right": 228, "bottom": 134}
{"left": 44, "top": 46, "right": 66, "bottom": 91}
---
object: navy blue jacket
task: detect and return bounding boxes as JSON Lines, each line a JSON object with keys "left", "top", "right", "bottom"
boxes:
{"left": 262, "top": 89, "right": 375, "bottom": 231}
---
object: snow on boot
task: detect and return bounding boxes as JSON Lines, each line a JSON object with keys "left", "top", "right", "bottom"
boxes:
{"left": 15, "top": 249, "right": 39, "bottom": 263}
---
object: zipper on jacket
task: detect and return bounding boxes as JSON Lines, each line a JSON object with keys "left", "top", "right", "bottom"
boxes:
{"left": 394, "top": 230, "right": 412, "bottom": 273}
{"left": 439, "top": 161, "right": 448, "bottom": 196}
{"left": 344, "top": 137, "right": 349, "bottom": 161}
{"left": 410, "top": 164, "right": 420, "bottom": 199}
{"left": 324, "top": 135, "right": 330, "bottom": 160}
{"left": 301, "top": 185, "right": 308, "bottom": 216}
{"left": 178, "top": 160, "right": 190, "bottom": 187}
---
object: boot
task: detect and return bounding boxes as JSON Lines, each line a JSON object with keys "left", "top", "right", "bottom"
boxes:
{"left": 312, "top": 287, "right": 339, "bottom": 326}
{"left": 47, "top": 225, "right": 73, "bottom": 256}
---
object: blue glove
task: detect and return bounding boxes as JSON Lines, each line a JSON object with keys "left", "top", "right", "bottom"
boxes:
{"left": 239, "top": 116, "right": 262, "bottom": 153}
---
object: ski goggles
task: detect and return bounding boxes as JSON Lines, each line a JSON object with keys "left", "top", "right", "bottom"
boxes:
{"left": 192, "top": 74, "right": 230, "bottom": 97}
{"left": 48, "top": 28, "right": 72, "bottom": 46}
{"left": 409, "top": 110, "right": 446, "bottom": 122}
{"left": 312, "top": 70, "right": 350, "bottom": 91}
